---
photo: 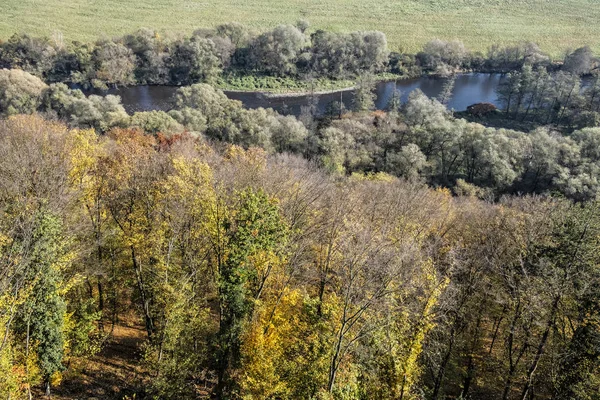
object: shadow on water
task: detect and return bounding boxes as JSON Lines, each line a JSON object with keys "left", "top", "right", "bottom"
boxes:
{"left": 80, "top": 73, "right": 505, "bottom": 116}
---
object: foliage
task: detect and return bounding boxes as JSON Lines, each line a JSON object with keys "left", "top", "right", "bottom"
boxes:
{"left": 93, "top": 40, "right": 136, "bottom": 86}
{"left": 0, "top": 115, "right": 599, "bottom": 399}
{"left": 130, "top": 110, "right": 183, "bottom": 135}
{"left": 0, "top": 68, "right": 47, "bottom": 116}
{"left": 247, "top": 25, "right": 308, "bottom": 76}
{"left": 310, "top": 30, "right": 389, "bottom": 78}
{"left": 25, "top": 212, "right": 68, "bottom": 392}
{"left": 166, "top": 37, "right": 222, "bottom": 85}
{"left": 418, "top": 39, "right": 468, "bottom": 74}
{"left": 216, "top": 187, "right": 288, "bottom": 397}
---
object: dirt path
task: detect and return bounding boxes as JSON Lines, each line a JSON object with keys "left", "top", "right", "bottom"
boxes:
{"left": 45, "top": 324, "right": 147, "bottom": 399}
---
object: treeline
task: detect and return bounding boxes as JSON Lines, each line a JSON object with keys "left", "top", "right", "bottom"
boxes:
{"left": 498, "top": 63, "right": 600, "bottom": 128}
{"left": 0, "top": 24, "right": 390, "bottom": 88}
{"left": 3, "top": 67, "right": 600, "bottom": 201}
{"left": 0, "top": 115, "right": 599, "bottom": 399}
{"left": 0, "top": 24, "right": 597, "bottom": 89}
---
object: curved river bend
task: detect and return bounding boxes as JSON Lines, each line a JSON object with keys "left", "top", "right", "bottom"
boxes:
{"left": 83, "top": 73, "right": 505, "bottom": 116}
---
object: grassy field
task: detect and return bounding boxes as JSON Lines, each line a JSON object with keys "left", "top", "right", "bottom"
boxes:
{"left": 1, "top": 0, "right": 599, "bottom": 57}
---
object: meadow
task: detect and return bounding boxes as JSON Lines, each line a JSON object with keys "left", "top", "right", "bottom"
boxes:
{"left": 1, "top": 0, "right": 599, "bottom": 57}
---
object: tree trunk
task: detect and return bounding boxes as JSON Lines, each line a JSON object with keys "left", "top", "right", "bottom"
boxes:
{"left": 462, "top": 303, "right": 484, "bottom": 398}
{"left": 131, "top": 246, "right": 153, "bottom": 338}
{"left": 502, "top": 300, "right": 527, "bottom": 400}
{"left": 26, "top": 319, "right": 32, "bottom": 400}
{"left": 97, "top": 278, "right": 104, "bottom": 332}
{"left": 502, "top": 365, "right": 516, "bottom": 400}
{"left": 557, "top": 87, "right": 575, "bottom": 124}
{"left": 432, "top": 326, "right": 456, "bottom": 400}
{"left": 505, "top": 94, "right": 513, "bottom": 116}
{"left": 328, "top": 320, "right": 347, "bottom": 393}
{"left": 522, "top": 90, "right": 537, "bottom": 121}
{"left": 520, "top": 296, "right": 560, "bottom": 400}
{"left": 489, "top": 305, "right": 507, "bottom": 355}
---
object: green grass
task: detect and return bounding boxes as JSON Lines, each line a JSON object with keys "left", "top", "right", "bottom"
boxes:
{"left": 215, "top": 73, "right": 402, "bottom": 93}
{"left": 1, "top": 0, "right": 599, "bottom": 57}
{"left": 216, "top": 74, "right": 356, "bottom": 93}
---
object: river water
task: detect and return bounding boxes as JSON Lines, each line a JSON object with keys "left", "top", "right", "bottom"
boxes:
{"left": 83, "top": 73, "right": 504, "bottom": 116}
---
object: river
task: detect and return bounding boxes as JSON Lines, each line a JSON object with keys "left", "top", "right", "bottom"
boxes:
{"left": 82, "top": 73, "right": 505, "bottom": 116}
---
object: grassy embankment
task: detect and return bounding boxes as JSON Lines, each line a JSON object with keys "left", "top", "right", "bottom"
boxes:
{"left": 215, "top": 72, "right": 403, "bottom": 94}
{"left": 1, "top": 0, "right": 599, "bottom": 57}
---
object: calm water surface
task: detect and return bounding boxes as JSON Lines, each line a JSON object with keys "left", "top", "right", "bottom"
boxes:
{"left": 83, "top": 73, "right": 505, "bottom": 116}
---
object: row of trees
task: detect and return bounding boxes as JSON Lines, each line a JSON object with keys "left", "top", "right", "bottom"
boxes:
{"left": 4, "top": 67, "right": 600, "bottom": 200}
{"left": 0, "top": 115, "right": 598, "bottom": 399}
{"left": 497, "top": 65, "right": 600, "bottom": 127}
{"left": 1, "top": 24, "right": 597, "bottom": 88}
{"left": 414, "top": 41, "right": 597, "bottom": 76}
{"left": 0, "top": 24, "right": 389, "bottom": 87}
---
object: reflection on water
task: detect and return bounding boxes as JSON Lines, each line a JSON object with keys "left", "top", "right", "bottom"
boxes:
{"left": 82, "top": 73, "right": 505, "bottom": 116}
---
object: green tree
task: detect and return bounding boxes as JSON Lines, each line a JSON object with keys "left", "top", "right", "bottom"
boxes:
{"left": 166, "top": 37, "right": 222, "bottom": 85}
{"left": 123, "top": 28, "right": 168, "bottom": 84}
{"left": 0, "top": 33, "right": 57, "bottom": 77}
{"left": 437, "top": 75, "right": 456, "bottom": 106}
{"left": 352, "top": 74, "right": 376, "bottom": 112}
{"left": 248, "top": 25, "right": 308, "bottom": 76}
{"left": 0, "top": 68, "right": 47, "bottom": 117}
{"left": 419, "top": 39, "right": 467, "bottom": 75}
{"left": 27, "top": 213, "right": 67, "bottom": 396}
{"left": 269, "top": 114, "right": 309, "bottom": 153}
{"left": 216, "top": 188, "right": 288, "bottom": 398}
{"left": 563, "top": 46, "right": 595, "bottom": 76}
{"left": 130, "top": 110, "right": 184, "bottom": 135}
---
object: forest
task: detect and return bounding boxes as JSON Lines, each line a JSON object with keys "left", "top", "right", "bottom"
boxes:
{"left": 3, "top": 61, "right": 600, "bottom": 200}
{"left": 0, "top": 114, "right": 599, "bottom": 399}
{"left": 1, "top": 19, "right": 600, "bottom": 400}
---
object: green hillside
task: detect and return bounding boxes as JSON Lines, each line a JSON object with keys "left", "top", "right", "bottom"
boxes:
{"left": 1, "top": 0, "right": 599, "bottom": 56}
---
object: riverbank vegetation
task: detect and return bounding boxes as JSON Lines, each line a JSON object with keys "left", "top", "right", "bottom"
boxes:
{"left": 1, "top": 25, "right": 597, "bottom": 93}
{"left": 1, "top": 114, "right": 600, "bottom": 399}
{"left": 4, "top": 65, "right": 600, "bottom": 200}
{"left": 1, "top": 0, "right": 600, "bottom": 56}
{"left": 0, "top": 25, "right": 393, "bottom": 92}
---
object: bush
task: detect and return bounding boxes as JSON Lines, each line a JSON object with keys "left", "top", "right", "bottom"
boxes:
{"left": 131, "top": 110, "right": 184, "bottom": 135}
{"left": 0, "top": 68, "right": 47, "bottom": 116}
